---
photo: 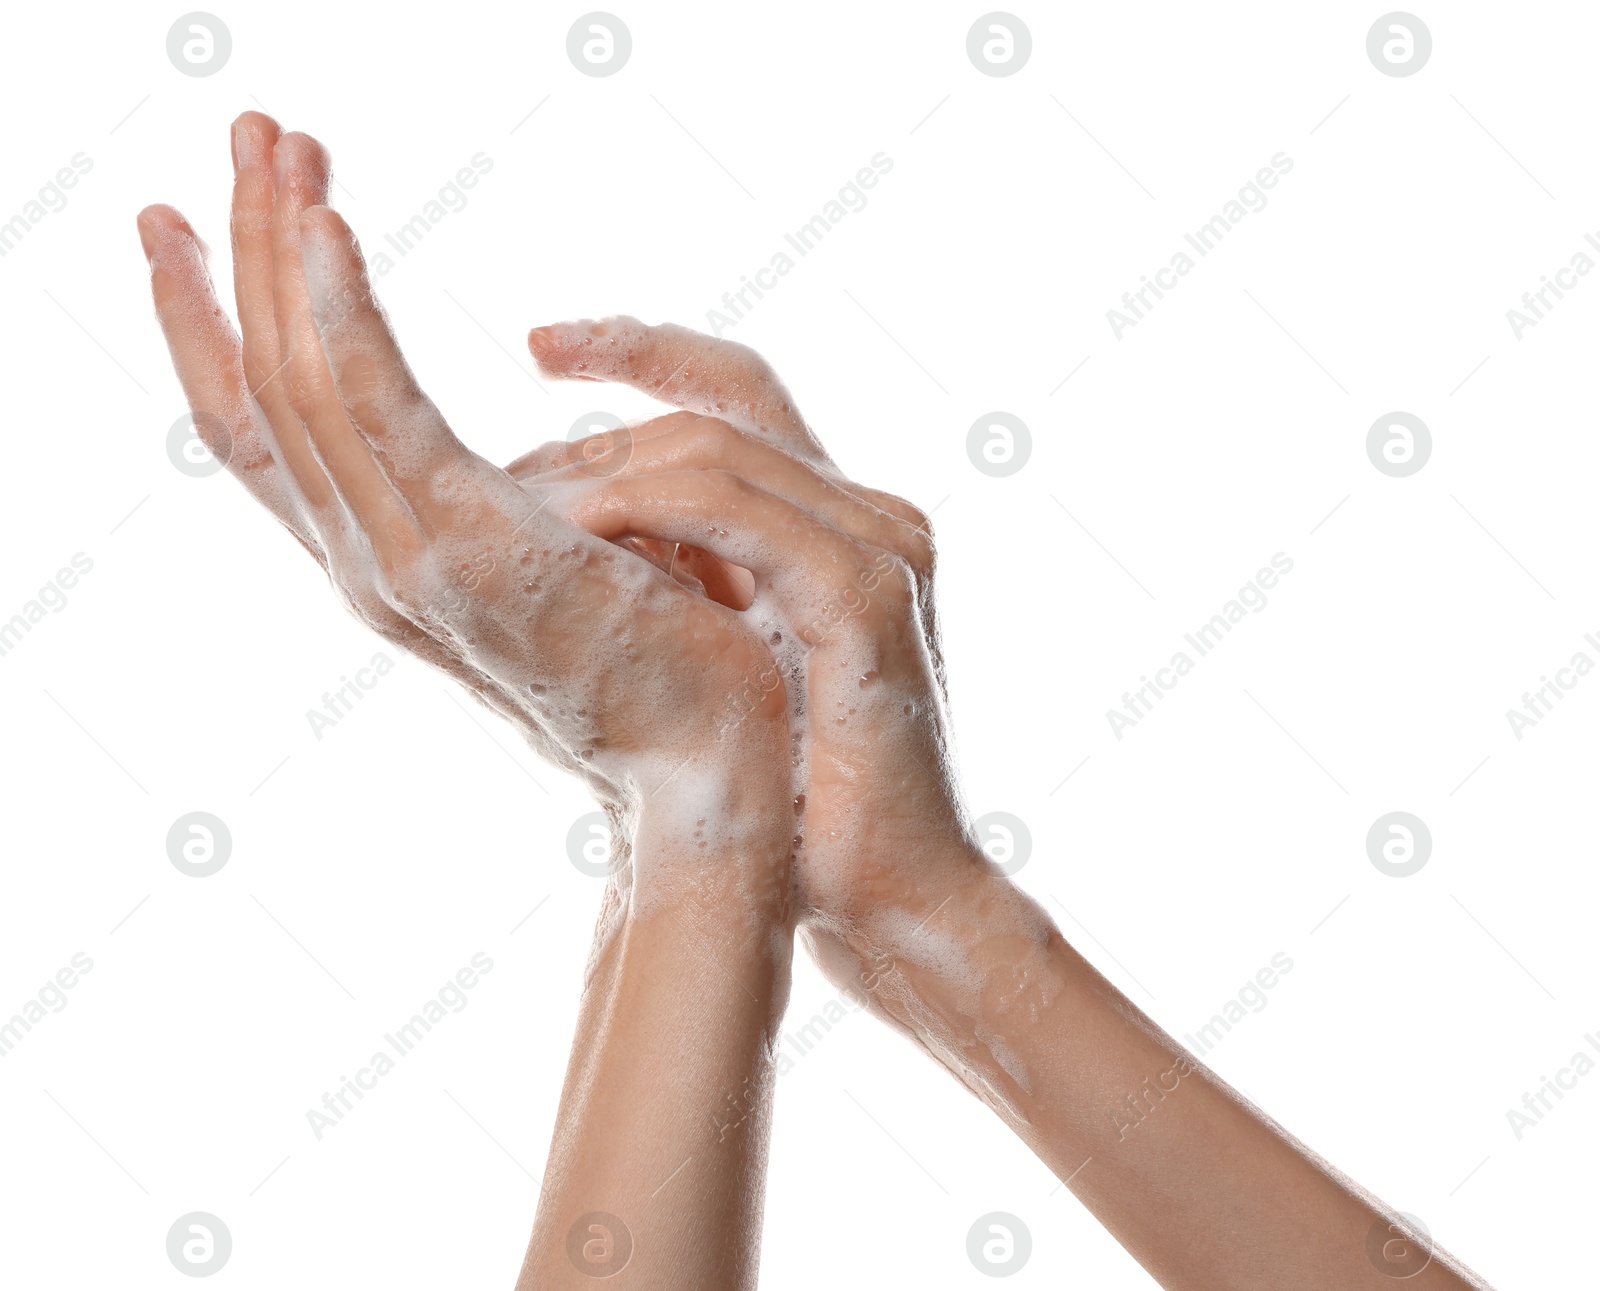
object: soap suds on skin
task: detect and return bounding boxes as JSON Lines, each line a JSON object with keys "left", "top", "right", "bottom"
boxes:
{"left": 531, "top": 316, "right": 822, "bottom": 458}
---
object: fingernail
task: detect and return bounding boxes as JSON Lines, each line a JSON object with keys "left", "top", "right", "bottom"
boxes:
{"left": 527, "top": 326, "right": 558, "bottom": 356}
{"left": 272, "top": 141, "right": 290, "bottom": 194}
{"left": 137, "top": 214, "right": 156, "bottom": 260}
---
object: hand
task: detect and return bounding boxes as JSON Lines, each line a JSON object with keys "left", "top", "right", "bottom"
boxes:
{"left": 138, "top": 116, "right": 795, "bottom": 910}
{"left": 522, "top": 321, "right": 1012, "bottom": 991}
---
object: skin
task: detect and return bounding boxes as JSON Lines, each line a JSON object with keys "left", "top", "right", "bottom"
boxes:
{"left": 139, "top": 114, "right": 1497, "bottom": 1289}
{"left": 514, "top": 812, "right": 791, "bottom": 1289}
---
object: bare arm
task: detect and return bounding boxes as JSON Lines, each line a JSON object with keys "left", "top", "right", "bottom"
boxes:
{"left": 517, "top": 802, "right": 794, "bottom": 1290}
{"left": 809, "top": 862, "right": 1487, "bottom": 1291}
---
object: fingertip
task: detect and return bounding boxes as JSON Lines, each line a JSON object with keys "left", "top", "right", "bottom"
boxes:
{"left": 273, "top": 134, "right": 331, "bottom": 201}
{"left": 527, "top": 326, "right": 565, "bottom": 373}
{"left": 137, "top": 204, "right": 196, "bottom": 261}
{"left": 275, "top": 131, "right": 332, "bottom": 180}
{"left": 526, "top": 319, "right": 611, "bottom": 372}
{"left": 136, "top": 204, "right": 168, "bottom": 249}
{"left": 232, "top": 109, "right": 281, "bottom": 136}
{"left": 298, "top": 204, "right": 349, "bottom": 243}
{"left": 231, "top": 111, "right": 280, "bottom": 175}
{"left": 138, "top": 202, "right": 188, "bottom": 230}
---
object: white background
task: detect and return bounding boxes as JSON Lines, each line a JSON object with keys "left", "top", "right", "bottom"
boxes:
{"left": 0, "top": 1, "right": 1593, "bottom": 1285}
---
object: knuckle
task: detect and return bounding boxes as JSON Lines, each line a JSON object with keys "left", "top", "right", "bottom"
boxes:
{"left": 689, "top": 417, "right": 745, "bottom": 469}
{"left": 873, "top": 488, "right": 931, "bottom": 535}
{"left": 874, "top": 492, "right": 937, "bottom": 584}
{"left": 857, "top": 549, "right": 915, "bottom": 615}
{"left": 881, "top": 552, "right": 917, "bottom": 602}
{"left": 906, "top": 526, "right": 937, "bottom": 581}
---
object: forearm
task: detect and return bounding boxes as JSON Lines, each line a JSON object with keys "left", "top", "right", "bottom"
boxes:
{"left": 814, "top": 850, "right": 1490, "bottom": 1291}
{"left": 518, "top": 811, "right": 793, "bottom": 1290}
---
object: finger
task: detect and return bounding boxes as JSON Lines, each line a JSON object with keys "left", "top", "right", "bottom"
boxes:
{"left": 502, "top": 410, "right": 703, "bottom": 481}
{"left": 834, "top": 481, "right": 931, "bottom": 536}
{"left": 516, "top": 324, "right": 930, "bottom": 534}
{"left": 508, "top": 412, "right": 897, "bottom": 613}
{"left": 271, "top": 135, "right": 420, "bottom": 555}
{"left": 231, "top": 120, "right": 333, "bottom": 508}
{"left": 669, "top": 541, "right": 756, "bottom": 608}
{"left": 506, "top": 407, "right": 930, "bottom": 576}
{"left": 152, "top": 184, "right": 457, "bottom": 675}
{"left": 228, "top": 121, "right": 351, "bottom": 530}
{"left": 526, "top": 316, "right": 830, "bottom": 463}
{"left": 229, "top": 112, "right": 289, "bottom": 398}
{"left": 222, "top": 133, "right": 548, "bottom": 721}
{"left": 544, "top": 416, "right": 932, "bottom": 580}
{"left": 505, "top": 414, "right": 761, "bottom": 608}
{"left": 297, "top": 205, "right": 482, "bottom": 531}
{"left": 138, "top": 203, "right": 317, "bottom": 551}
{"left": 554, "top": 471, "right": 945, "bottom": 789}
{"left": 549, "top": 469, "right": 906, "bottom": 648}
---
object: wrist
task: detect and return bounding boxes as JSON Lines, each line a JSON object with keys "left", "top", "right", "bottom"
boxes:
{"left": 597, "top": 853, "right": 796, "bottom": 1041}
{"left": 813, "top": 830, "right": 993, "bottom": 954}
{"left": 802, "top": 842, "right": 1064, "bottom": 1102}
{"left": 613, "top": 758, "right": 795, "bottom": 929}
{"left": 876, "top": 847, "right": 1060, "bottom": 1004}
